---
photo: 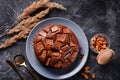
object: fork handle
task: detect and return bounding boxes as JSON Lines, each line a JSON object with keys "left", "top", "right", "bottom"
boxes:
{"left": 24, "top": 66, "right": 39, "bottom": 80}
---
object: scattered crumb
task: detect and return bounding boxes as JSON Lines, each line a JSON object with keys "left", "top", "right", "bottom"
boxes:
{"left": 80, "top": 54, "right": 84, "bottom": 59}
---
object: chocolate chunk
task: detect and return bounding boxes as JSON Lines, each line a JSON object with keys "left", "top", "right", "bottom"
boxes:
{"left": 51, "top": 25, "right": 62, "bottom": 33}
{"left": 72, "top": 46, "right": 79, "bottom": 52}
{"left": 34, "top": 42, "right": 44, "bottom": 55}
{"left": 64, "top": 34, "right": 70, "bottom": 43}
{"left": 38, "top": 55, "right": 46, "bottom": 63}
{"left": 71, "top": 52, "right": 78, "bottom": 58}
{"left": 47, "top": 51, "right": 52, "bottom": 57}
{"left": 63, "top": 27, "right": 71, "bottom": 33}
{"left": 56, "top": 34, "right": 70, "bottom": 43}
{"left": 64, "top": 53, "right": 71, "bottom": 59}
{"left": 56, "top": 34, "right": 66, "bottom": 42}
{"left": 45, "top": 58, "right": 51, "bottom": 66}
{"left": 51, "top": 55, "right": 61, "bottom": 64}
{"left": 47, "top": 31, "right": 56, "bottom": 39}
{"left": 70, "top": 39, "right": 77, "bottom": 47}
{"left": 54, "top": 41, "right": 64, "bottom": 49}
{"left": 45, "top": 38, "right": 54, "bottom": 46}
{"left": 62, "top": 48, "right": 73, "bottom": 58}
{"left": 43, "top": 26, "right": 50, "bottom": 32}
{"left": 39, "top": 30, "right": 47, "bottom": 37}
{"left": 40, "top": 50, "right": 47, "bottom": 59}
{"left": 33, "top": 35, "right": 43, "bottom": 43}
{"left": 61, "top": 44, "right": 70, "bottom": 51}
{"left": 45, "top": 45, "right": 54, "bottom": 51}
{"left": 51, "top": 25, "right": 59, "bottom": 32}
{"left": 63, "top": 48, "right": 74, "bottom": 62}
{"left": 50, "top": 52, "right": 62, "bottom": 64}
{"left": 52, "top": 52, "right": 60, "bottom": 57}
{"left": 54, "top": 61, "right": 62, "bottom": 69}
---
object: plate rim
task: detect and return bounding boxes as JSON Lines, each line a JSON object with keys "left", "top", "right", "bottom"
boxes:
{"left": 26, "top": 17, "right": 89, "bottom": 79}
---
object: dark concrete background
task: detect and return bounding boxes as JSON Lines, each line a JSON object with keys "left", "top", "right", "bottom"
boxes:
{"left": 0, "top": 0, "right": 120, "bottom": 80}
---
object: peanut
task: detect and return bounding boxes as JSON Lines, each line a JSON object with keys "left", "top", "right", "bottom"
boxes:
{"left": 84, "top": 70, "right": 90, "bottom": 73}
{"left": 81, "top": 73, "right": 89, "bottom": 80}
{"left": 91, "top": 73, "right": 96, "bottom": 79}
{"left": 84, "top": 66, "right": 90, "bottom": 70}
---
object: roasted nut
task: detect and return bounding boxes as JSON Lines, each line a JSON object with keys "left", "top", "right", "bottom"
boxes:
{"left": 81, "top": 73, "right": 89, "bottom": 80}
{"left": 84, "top": 70, "right": 90, "bottom": 74}
{"left": 91, "top": 73, "right": 95, "bottom": 79}
{"left": 90, "top": 34, "right": 109, "bottom": 52}
{"left": 84, "top": 66, "right": 90, "bottom": 74}
{"left": 84, "top": 66, "right": 90, "bottom": 70}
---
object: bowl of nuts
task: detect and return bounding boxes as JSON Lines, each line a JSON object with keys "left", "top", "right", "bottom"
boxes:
{"left": 90, "top": 33, "right": 111, "bottom": 53}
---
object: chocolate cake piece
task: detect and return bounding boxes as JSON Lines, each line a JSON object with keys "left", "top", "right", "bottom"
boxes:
{"left": 33, "top": 24, "right": 80, "bottom": 69}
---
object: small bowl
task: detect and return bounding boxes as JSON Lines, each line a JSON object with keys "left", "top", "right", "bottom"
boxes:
{"left": 90, "top": 33, "right": 111, "bottom": 53}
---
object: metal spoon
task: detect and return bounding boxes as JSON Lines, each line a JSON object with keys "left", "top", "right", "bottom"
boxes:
{"left": 6, "top": 60, "right": 26, "bottom": 80}
{"left": 14, "top": 54, "right": 39, "bottom": 80}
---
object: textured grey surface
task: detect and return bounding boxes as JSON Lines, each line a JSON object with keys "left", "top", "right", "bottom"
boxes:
{"left": 0, "top": 0, "right": 120, "bottom": 80}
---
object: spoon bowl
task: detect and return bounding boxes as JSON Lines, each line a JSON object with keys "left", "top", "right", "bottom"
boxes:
{"left": 14, "top": 54, "right": 26, "bottom": 67}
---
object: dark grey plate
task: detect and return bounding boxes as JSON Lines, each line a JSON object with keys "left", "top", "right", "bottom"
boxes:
{"left": 26, "top": 17, "right": 89, "bottom": 79}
